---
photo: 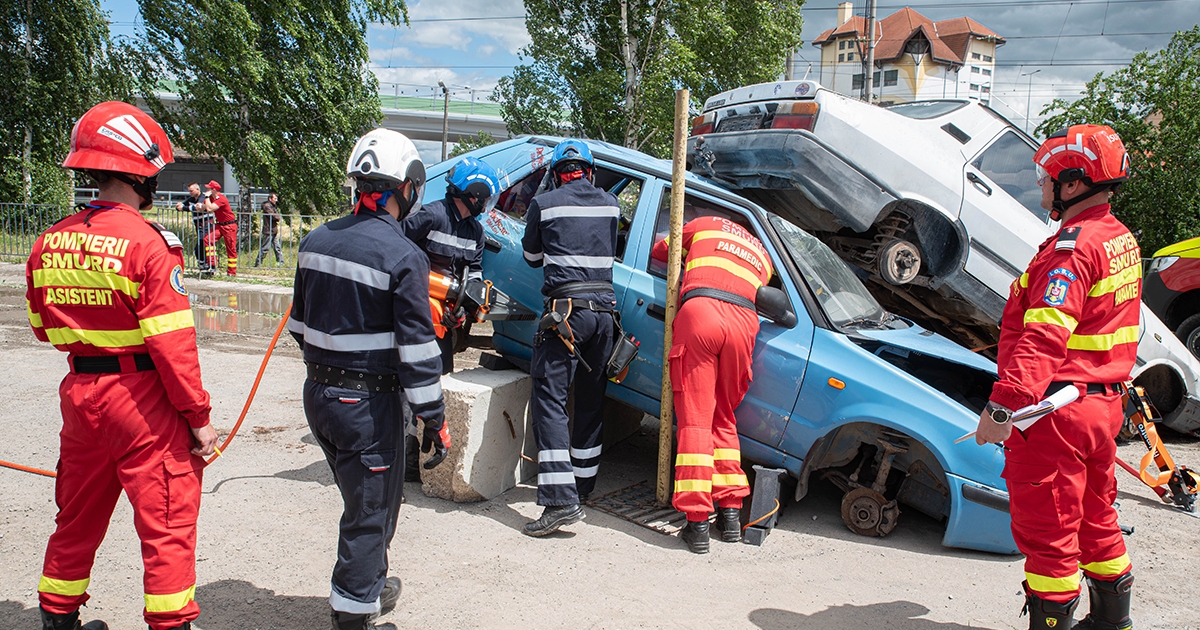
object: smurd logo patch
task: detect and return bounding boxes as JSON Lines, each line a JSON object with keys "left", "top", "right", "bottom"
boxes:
{"left": 1043, "top": 268, "right": 1075, "bottom": 307}
{"left": 171, "top": 265, "right": 187, "bottom": 295}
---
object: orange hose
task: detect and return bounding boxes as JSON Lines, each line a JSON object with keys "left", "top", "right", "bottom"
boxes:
{"left": 1, "top": 304, "right": 292, "bottom": 477}
{"left": 0, "top": 459, "right": 56, "bottom": 478}
{"left": 205, "top": 303, "right": 291, "bottom": 466}
{"left": 742, "top": 498, "right": 781, "bottom": 531}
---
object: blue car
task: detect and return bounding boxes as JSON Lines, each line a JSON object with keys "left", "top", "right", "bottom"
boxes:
{"left": 424, "top": 136, "right": 1017, "bottom": 554}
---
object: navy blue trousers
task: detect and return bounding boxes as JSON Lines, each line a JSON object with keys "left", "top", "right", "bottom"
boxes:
{"left": 530, "top": 306, "right": 614, "bottom": 506}
{"left": 304, "top": 380, "right": 405, "bottom": 615}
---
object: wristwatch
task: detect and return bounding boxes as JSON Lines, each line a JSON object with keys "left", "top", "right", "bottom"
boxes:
{"left": 987, "top": 403, "right": 1012, "bottom": 425}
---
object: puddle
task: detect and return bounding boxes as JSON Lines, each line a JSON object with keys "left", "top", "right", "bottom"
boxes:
{"left": 189, "top": 290, "right": 289, "bottom": 335}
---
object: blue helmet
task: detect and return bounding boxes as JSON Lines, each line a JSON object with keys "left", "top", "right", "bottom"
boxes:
{"left": 550, "top": 139, "right": 593, "bottom": 173}
{"left": 446, "top": 156, "right": 500, "bottom": 217}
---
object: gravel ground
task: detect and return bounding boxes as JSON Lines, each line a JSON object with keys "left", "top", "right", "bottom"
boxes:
{"left": 0, "top": 262, "right": 1197, "bottom": 630}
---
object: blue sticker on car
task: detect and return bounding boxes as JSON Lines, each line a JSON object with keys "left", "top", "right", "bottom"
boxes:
{"left": 171, "top": 265, "right": 187, "bottom": 295}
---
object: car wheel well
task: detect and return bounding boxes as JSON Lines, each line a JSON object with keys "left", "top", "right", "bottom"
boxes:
{"left": 1133, "top": 363, "right": 1185, "bottom": 417}
{"left": 881, "top": 200, "right": 963, "bottom": 279}
{"left": 795, "top": 422, "right": 951, "bottom": 524}
{"left": 1165, "top": 289, "right": 1200, "bottom": 330}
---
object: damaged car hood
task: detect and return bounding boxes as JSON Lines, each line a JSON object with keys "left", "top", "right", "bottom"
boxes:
{"left": 854, "top": 322, "right": 997, "bottom": 375}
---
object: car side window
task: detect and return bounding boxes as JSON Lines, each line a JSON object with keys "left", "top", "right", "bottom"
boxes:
{"left": 647, "top": 189, "right": 770, "bottom": 280}
{"left": 971, "top": 131, "right": 1049, "bottom": 223}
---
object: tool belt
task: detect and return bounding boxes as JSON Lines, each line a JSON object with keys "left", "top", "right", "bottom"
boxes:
{"left": 1046, "top": 381, "right": 1121, "bottom": 397}
{"left": 680, "top": 287, "right": 755, "bottom": 311}
{"left": 217, "top": 220, "right": 238, "bottom": 226}
{"left": 306, "top": 362, "right": 401, "bottom": 392}
{"left": 539, "top": 291, "right": 638, "bottom": 382}
{"left": 72, "top": 354, "right": 155, "bottom": 374}
{"left": 547, "top": 281, "right": 614, "bottom": 299}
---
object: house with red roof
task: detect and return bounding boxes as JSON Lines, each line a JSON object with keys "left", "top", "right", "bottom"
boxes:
{"left": 811, "top": 2, "right": 1004, "bottom": 105}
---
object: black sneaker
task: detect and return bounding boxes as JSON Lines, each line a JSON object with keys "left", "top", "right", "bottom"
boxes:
{"left": 40, "top": 607, "right": 108, "bottom": 630}
{"left": 332, "top": 610, "right": 395, "bottom": 630}
{"left": 681, "top": 520, "right": 711, "bottom": 554}
{"left": 522, "top": 504, "right": 584, "bottom": 537}
{"left": 716, "top": 507, "right": 742, "bottom": 543}
{"left": 366, "top": 576, "right": 402, "bottom": 622}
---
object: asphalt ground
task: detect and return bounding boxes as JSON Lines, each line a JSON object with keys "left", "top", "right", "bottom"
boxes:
{"left": 0, "top": 262, "right": 1198, "bottom": 630}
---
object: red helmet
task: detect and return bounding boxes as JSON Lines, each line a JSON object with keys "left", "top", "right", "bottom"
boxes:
{"left": 1034, "top": 124, "right": 1129, "bottom": 187}
{"left": 62, "top": 101, "right": 174, "bottom": 177}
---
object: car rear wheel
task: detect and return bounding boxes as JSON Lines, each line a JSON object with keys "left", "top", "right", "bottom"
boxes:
{"left": 878, "top": 239, "right": 922, "bottom": 285}
{"left": 1175, "top": 313, "right": 1200, "bottom": 360}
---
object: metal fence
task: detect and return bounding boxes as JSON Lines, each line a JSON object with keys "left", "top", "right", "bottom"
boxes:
{"left": 1, "top": 199, "right": 335, "bottom": 277}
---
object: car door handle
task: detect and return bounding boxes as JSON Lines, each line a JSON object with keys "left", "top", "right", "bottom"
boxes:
{"left": 647, "top": 303, "right": 666, "bottom": 321}
{"left": 967, "top": 172, "right": 992, "bottom": 196}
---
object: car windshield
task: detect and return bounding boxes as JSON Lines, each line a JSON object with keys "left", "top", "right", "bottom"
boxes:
{"left": 887, "top": 101, "right": 968, "bottom": 119}
{"left": 768, "top": 214, "right": 887, "bottom": 328}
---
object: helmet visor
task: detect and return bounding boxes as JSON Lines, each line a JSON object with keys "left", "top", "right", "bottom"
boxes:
{"left": 1035, "top": 164, "right": 1050, "bottom": 187}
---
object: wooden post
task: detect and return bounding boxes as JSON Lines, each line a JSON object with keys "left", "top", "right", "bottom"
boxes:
{"left": 658, "top": 88, "right": 689, "bottom": 505}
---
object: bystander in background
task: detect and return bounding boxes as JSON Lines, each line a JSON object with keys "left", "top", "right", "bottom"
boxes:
{"left": 177, "top": 182, "right": 214, "bottom": 273}
{"left": 254, "top": 192, "right": 283, "bottom": 266}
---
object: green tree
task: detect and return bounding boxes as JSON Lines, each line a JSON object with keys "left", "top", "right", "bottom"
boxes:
{"left": 131, "top": 0, "right": 408, "bottom": 214}
{"left": 1039, "top": 26, "right": 1200, "bottom": 254}
{"left": 0, "top": 0, "right": 128, "bottom": 205}
{"left": 449, "top": 131, "right": 498, "bottom": 158}
{"left": 494, "top": 0, "right": 804, "bottom": 158}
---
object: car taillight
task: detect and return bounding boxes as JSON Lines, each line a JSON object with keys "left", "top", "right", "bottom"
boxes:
{"left": 770, "top": 101, "right": 819, "bottom": 131}
{"left": 691, "top": 112, "right": 715, "bottom": 136}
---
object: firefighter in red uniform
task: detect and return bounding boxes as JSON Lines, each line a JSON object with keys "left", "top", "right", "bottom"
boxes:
{"left": 26, "top": 102, "right": 217, "bottom": 630}
{"left": 973, "top": 125, "right": 1138, "bottom": 630}
{"left": 651, "top": 215, "right": 772, "bottom": 553}
{"left": 202, "top": 180, "right": 238, "bottom": 276}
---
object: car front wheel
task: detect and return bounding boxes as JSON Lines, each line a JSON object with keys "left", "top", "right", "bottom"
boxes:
{"left": 1175, "top": 313, "right": 1200, "bottom": 359}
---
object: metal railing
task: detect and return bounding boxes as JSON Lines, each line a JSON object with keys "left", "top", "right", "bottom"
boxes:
{"left": 1, "top": 201, "right": 337, "bottom": 278}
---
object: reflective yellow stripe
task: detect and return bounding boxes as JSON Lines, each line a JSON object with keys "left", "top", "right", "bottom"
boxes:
{"left": 712, "top": 448, "right": 741, "bottom": 461}
{"left": 1089, "top": 265, "right": 1142, "bottom": 297}
{"left": 675, "top": 453, "right": 714, "bottom": 467}
{"left": 712, "top": 473, "right": 749, "bottom": 487}
{"left": 44, "top": 326, "right": 144, "bottom": 348}
{"left": 1019, "top": 273, "right": 1029, "bottom": 288}
{"left": 674, "top": 479, "right": 713, "bottom": 493}
{"left": 139, "top": 309, "right": 195, "bottom": 337}
{"left": 27, "top": 300, "right": 43, "bottom": 329}
{"left": 1067, "top": 325, "right": 1140, "bottom": 351}
{"left": 1025, "top": 571, "right": 1081, "bottom": 594}
{"left": 1024, "top": 307, "right": 1079, "bottom": 332}
{"left": 38, "top": 575, "right": 90, "bottom": 596}
{"left": 145, "top": 585, "right": 196, "bottom": 613}
{"left": 685, "top": 256, "right": 763, "bottom": 288}
{"left": 692, "top": 230, "right": 773, "bottom": 276}
{"left": 1080, "top": 553, "right": 1131, "bottom": 577}
{"left": 32, "top": 268, "right": 140, "bottom": 299}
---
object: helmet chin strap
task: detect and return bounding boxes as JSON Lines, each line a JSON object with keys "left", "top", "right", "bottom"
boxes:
{"left": 111, "top": 173, "right": 159, "bottom": 210}
{"left": 1051, "top": 179, "right": 1111, "bottom": 221}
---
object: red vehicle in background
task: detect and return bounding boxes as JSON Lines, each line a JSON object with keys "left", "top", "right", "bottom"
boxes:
{"left": 1146, "top": 237, "right": 1200, "bottom": 359}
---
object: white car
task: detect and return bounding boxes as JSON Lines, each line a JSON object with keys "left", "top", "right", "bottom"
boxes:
{"left": 687, "top": 80, "right": 1200, "bottom": 434}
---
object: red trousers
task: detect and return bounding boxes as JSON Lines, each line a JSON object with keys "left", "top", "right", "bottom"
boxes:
{"left": 204, "top": 222, "right": 238, "bottom": 275}
{"left": 670, "top": 298, "right": 757, "bottom": 519}
{"left": 40, "top": 369, "right": 204, "bottom": 629}
{"left": 1003, "top": 387, "right": 1130, "bottom": 601}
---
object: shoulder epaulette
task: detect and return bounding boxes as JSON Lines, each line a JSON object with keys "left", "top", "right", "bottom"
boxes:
{"left": 147, "top": 220, "right": 183, "bottom": 250}
{"left": 1056, "top": 226, "right": 1081, "bottom": 252}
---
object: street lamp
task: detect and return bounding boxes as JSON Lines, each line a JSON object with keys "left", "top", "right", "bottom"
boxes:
{"left": 1021, "top": 69, "right": 1041, "bottom": 135}
{"left": 438, "top": 81, "right": 450, "bottom": 161}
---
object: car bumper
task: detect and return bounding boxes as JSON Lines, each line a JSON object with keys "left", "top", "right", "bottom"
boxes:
{"left": 1163, "top": 393, "right": 1200, "bottom": 435}
{"left": 943, "top": 474, "right": 1018, "bottom": 554}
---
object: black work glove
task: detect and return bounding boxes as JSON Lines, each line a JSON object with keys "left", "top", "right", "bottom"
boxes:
{"left": 441, "top": 305, "right": 467, "bottom": 330}
{"left": 420, "top": 417, "right": 451, "bottom": 469}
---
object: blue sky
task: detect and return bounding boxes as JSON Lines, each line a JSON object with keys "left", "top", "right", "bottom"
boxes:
{"left": 101, "top": 0, "right": 1200, "bottom": 135}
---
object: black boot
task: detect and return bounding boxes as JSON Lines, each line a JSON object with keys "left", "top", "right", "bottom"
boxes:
{"left": 332, "top": 610, "right": 393, "bottom": 630}
{"left": 368, "top": 576, "right": 402, "bottom": 622}
{"left": 1022, "top": 582, "right": 1079, "bottom": 630}
{"left": 1073, "top": 573, "right": 1133, "bottom": 630}
{"left": 404, "top": 436, "right": 421, "bottom": 482}
{"left": 522, "top": 504, "right": 584, "bottom": 537}
{"left": 680, "top": 519, "right": 711, "bottom": 554}
{"left": 40, "top": 607, "right": 108, "bottom": 630}
{"left": 716, "top": 507, "right": 742, "bottom": 543}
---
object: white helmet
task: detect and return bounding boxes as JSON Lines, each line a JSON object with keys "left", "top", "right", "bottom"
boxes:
{"left": 347, "top": 128, "right": 426, "bottom": 217}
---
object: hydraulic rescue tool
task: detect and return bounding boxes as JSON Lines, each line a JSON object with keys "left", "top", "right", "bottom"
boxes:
{"left": 1117, "top": 383, "right": 1200, "bottom": 516}
{"left": 429, "top": 267, "right": 537, "bottom": 324}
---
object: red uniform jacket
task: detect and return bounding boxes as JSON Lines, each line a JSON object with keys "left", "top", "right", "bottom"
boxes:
{"left": 651, "top": 216, "right": 772, "bottom": 301}
{"left": 26, "top": 201, "right": 212, "bottom": 428}
{"left": 991, "top": 203, "right": 1141, "bottom": 410}
{"left": 209, "top": 192, "right": 235, "bottom": 224}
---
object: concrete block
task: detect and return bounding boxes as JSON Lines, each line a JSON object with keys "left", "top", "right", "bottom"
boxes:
{"left": 419, "top": 367, "right": 650, "bottom": 503}
{"left": 420, "top": 368, "right": 536, "bottom": 502}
